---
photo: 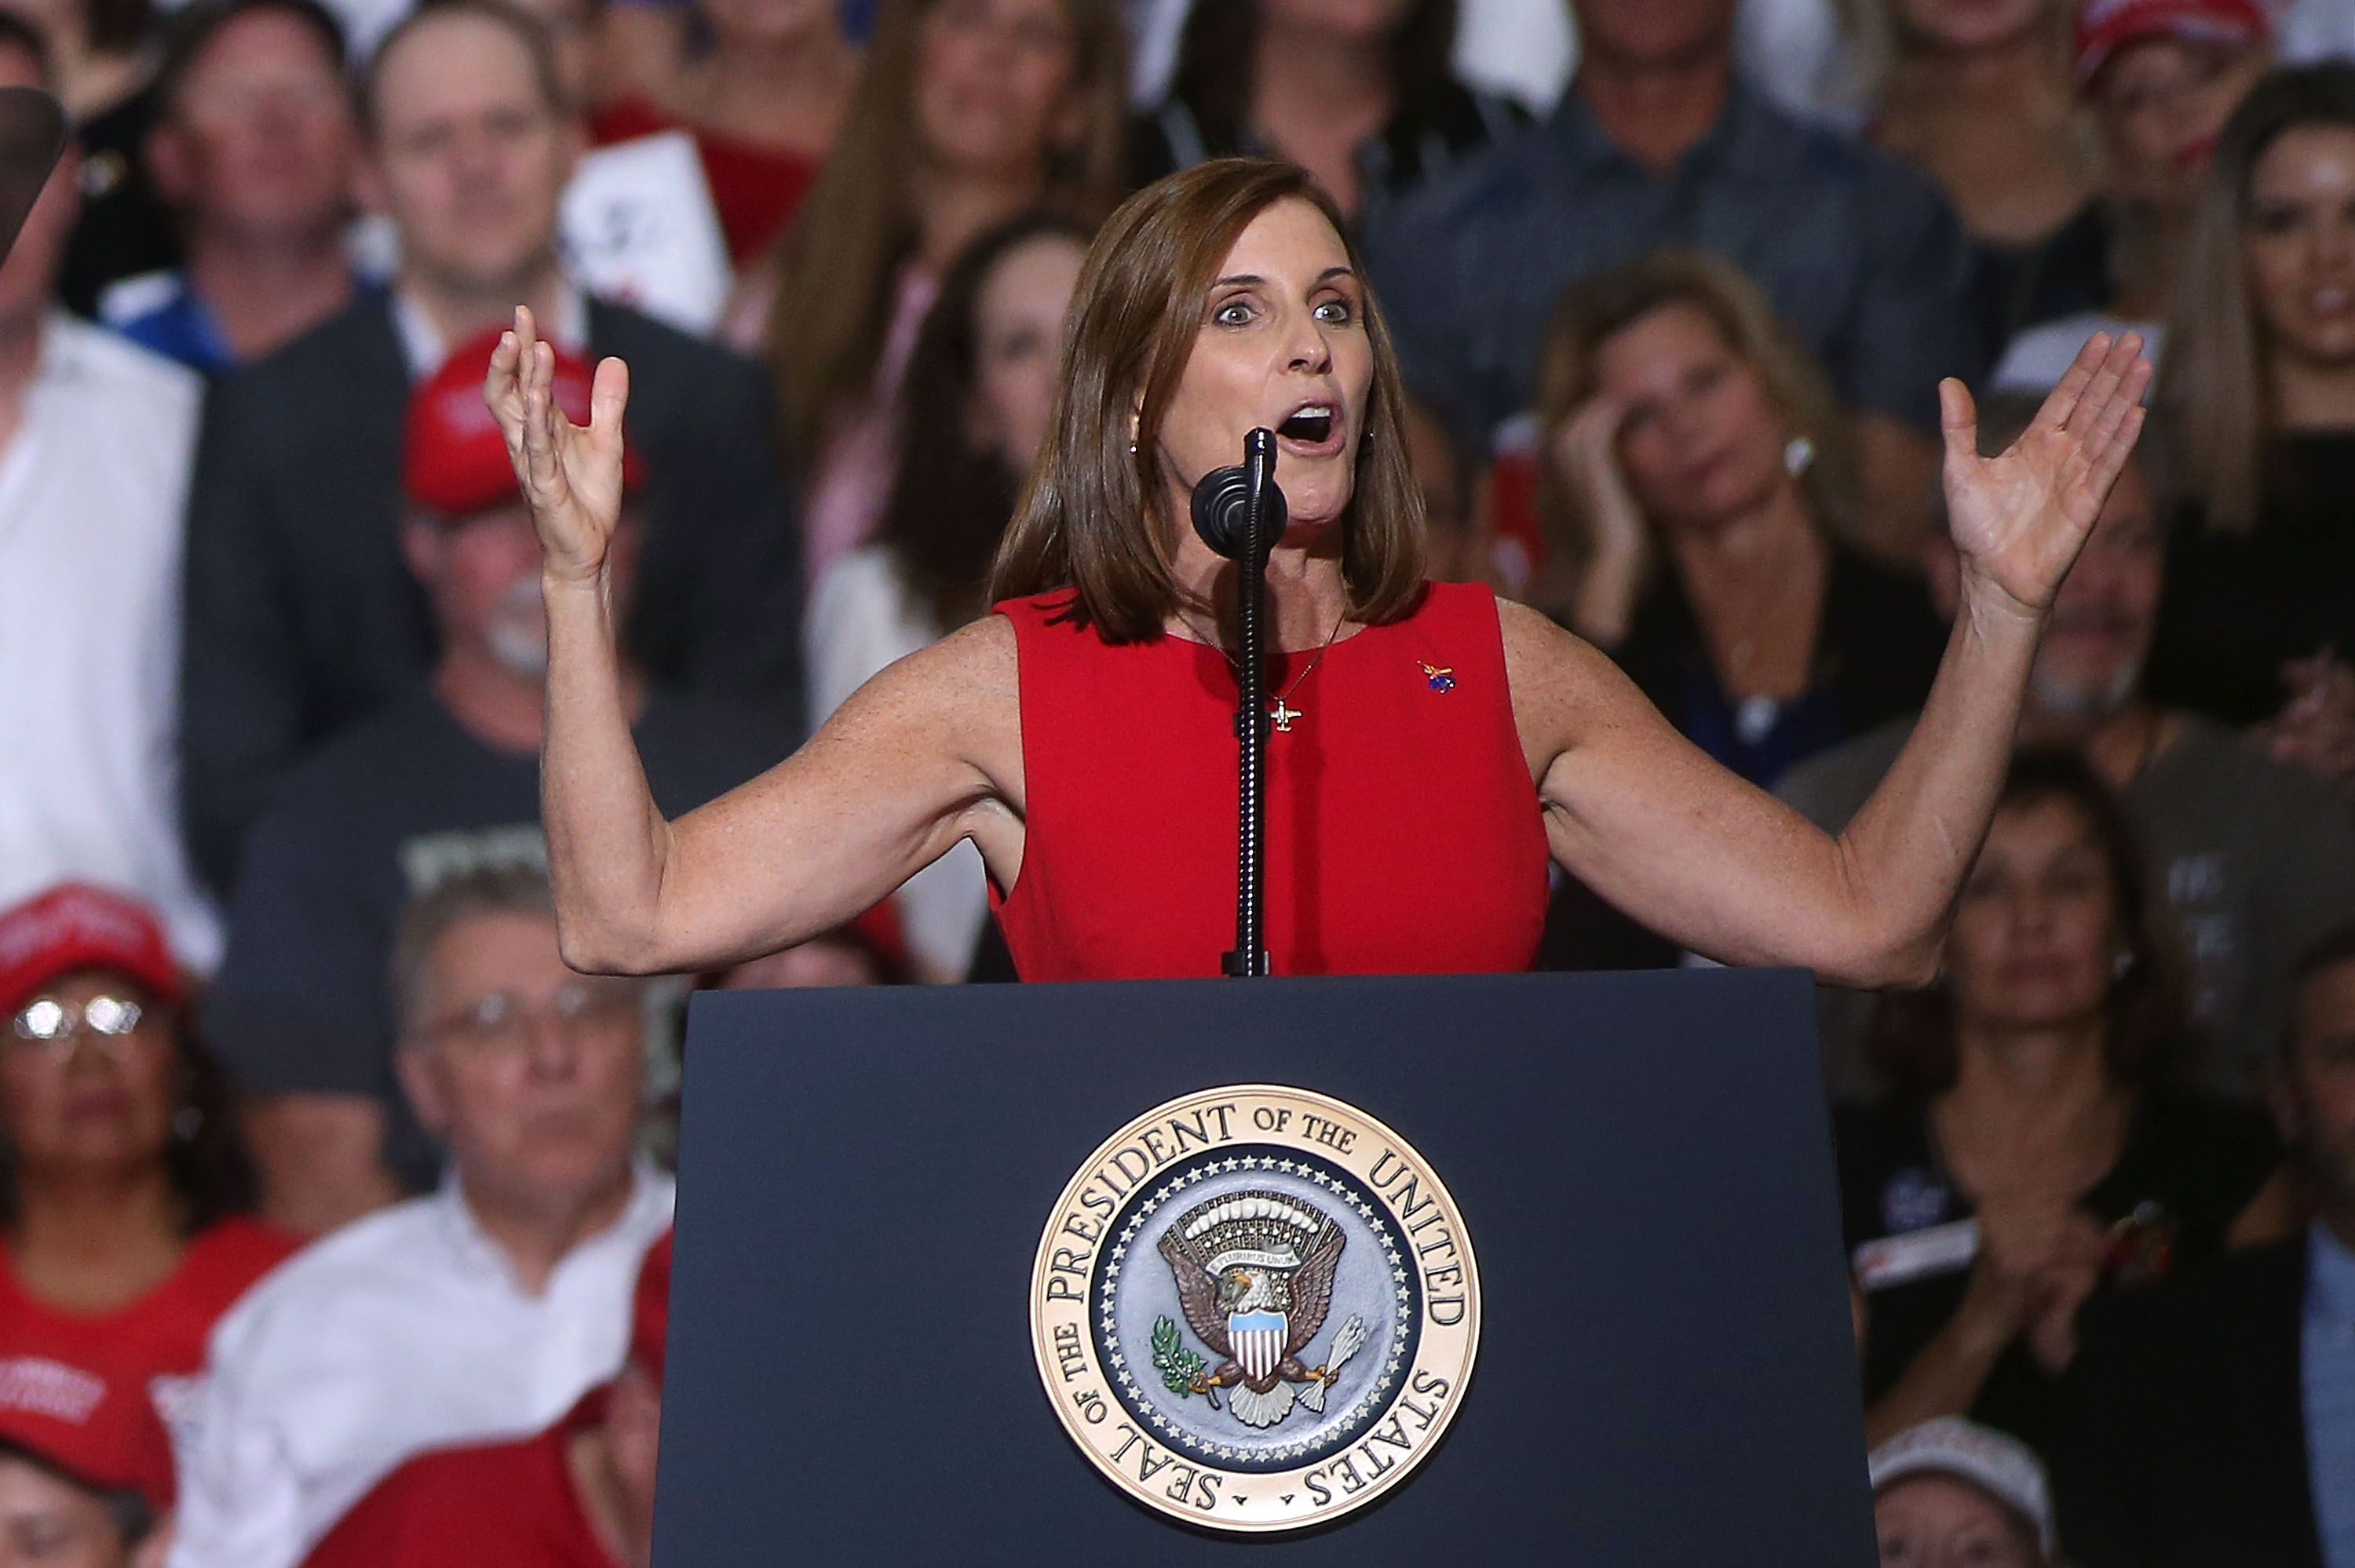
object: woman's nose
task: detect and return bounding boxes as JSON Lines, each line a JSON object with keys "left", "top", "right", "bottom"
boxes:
{"left": 1285, "top": 314, "right": 1332, "bottom": 373}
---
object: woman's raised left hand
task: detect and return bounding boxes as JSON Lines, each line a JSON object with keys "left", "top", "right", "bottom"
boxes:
{"left": 1940, "top": 333, "right": 2152, "bottom": 621}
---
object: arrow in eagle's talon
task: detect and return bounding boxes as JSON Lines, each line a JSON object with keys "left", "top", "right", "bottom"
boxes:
{"left": 1298, "top": 1315, "right": 1370, "bottom": 1415}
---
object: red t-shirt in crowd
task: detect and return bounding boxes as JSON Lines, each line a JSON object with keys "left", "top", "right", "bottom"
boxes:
{"left": 592, "top": 97, "right": 822, "bottom": 266}
{"left": 0, "top": 1216, "right": 301, "bottom": 1425}
{"left": 300, "top": 1416, "right": 616, "bottom": 1568}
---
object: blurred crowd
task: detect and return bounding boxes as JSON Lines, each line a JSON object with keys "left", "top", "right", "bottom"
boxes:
{"left": 0, "top": 0, "right": 2350, "bottom": 1557}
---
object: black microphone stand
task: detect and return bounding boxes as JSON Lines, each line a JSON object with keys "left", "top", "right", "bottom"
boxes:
{"left": 1189, "top": 428, "right": 1284, "bottom": 977}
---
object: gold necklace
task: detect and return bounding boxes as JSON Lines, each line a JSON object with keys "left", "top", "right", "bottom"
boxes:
{"left": 1179, "top": 610, "right": 1347, "bottom": 732}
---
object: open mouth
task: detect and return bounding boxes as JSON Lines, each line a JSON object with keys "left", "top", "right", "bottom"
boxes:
{"left": 1276, "top": 406, "right": 1335, "bottom": 445}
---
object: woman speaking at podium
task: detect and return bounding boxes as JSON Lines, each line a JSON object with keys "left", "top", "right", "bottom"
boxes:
{"left": 487, "top": 158, "right": 2152, "bottom": 986}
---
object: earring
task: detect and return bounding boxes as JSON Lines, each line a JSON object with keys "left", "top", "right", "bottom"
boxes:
{"left": 2111, "top": 950, "right": 2135, "bottom": 981}
{"left": 1128, "top": 442, "right": 1137, "bottom": 455}
{"left": 172, "top": 1105, "right": 203, "bottom": 1141}
{"left": 1784, "top": 436, "right": 1815, "bottom": 477}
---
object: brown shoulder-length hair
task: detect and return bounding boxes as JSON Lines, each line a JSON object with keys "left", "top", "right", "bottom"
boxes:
{"left": 1868, "top": 749, "right": 2193, "bottom": 1100}
{"left": 2160, "top": 63, "right": 2355, "bottom": 533}
{"left": 1532, "top": 247, "right": 1854, "bottom": 591}
{"left": 875, "top": 210, "right": 1097, "bottom": 631}
{"left": 1168, "top": 0, "right": 1459, "bottom": 157}
{"left": 763, "top": 0, "right": 1130, "bottom": 461}
{"left": 987, "top": 157, "right": 1427, "bottom": 641}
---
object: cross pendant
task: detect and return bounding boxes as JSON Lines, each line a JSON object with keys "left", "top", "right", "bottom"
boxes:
{"left": 1269, "top": 699, "right": 1302, "bottom": 732}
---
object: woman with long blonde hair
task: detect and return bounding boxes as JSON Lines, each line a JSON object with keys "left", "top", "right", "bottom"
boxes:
{"left": 1539, "top": 249, "right": 1948, "bottom": 791}
{"left": 749, "top": 0, "right": 1128, "bottom": 585}
{"left": 1850, "top": 0, "right": 2098, "bottom": 355}
{"left": 2149, "top": 64, "right": 2355, "bottom": 777}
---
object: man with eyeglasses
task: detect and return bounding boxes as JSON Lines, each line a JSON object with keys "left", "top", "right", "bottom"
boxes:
{"left": 170, "top": 863, "right": 672, "bottom": 1568}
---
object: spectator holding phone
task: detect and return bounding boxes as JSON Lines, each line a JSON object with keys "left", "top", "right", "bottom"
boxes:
{"left": 1839, "top": 751, "right": 2282, "bottom": 1453}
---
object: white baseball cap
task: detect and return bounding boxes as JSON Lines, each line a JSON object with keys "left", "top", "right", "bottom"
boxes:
{"left": 1868, "top": 1417, "right": 2055, "bottom": 1556}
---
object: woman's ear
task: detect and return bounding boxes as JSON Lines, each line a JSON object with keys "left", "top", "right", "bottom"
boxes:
{"left": 393, "top": 1041, "right": 452, "bottom": 1137}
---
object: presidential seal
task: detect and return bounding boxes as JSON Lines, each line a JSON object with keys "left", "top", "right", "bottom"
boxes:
{"left": 1031, "top": 1085, "right": 1478, "bottom": 1533}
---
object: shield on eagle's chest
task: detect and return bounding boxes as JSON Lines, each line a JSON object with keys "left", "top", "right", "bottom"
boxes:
{"left": 1229, "top": 1310, "right": 1287, "bottom": 1382}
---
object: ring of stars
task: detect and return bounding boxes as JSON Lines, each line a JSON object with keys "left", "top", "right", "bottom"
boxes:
{"left": 1090, "top": 1149, "right": 1422, "bottom": 1471}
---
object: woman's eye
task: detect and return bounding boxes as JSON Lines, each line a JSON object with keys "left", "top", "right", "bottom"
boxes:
{"left": 1010, "top": 17, "right": 1070, "bottom": 51}
{"left": 1313, "top": 298, "right": 1353, "bottom": 325}
{"left": 1212, "top": 300, "right": 1254, "bottom": 327}
{"left": 2250, "top": 202, "right": 2307, "bottom": 235}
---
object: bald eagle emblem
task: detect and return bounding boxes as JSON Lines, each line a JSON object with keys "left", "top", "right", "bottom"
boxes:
{"left": 1153, "top": 1191, "right": 1368, "bottom": 1429}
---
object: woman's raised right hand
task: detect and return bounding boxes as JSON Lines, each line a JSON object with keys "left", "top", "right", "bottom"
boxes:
{"left": 485, "top": 305, "right": 631, "bottom": 585}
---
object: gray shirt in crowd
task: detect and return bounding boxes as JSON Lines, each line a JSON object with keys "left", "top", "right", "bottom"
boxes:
{"left": 1779, "top": 715, "right": 2355, "bottom": 1101}
{"left": 1360, "top": 75, "right": 1981, "bottom": 439}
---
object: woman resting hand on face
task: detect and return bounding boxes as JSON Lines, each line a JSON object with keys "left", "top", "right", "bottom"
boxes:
{"left": 1539, "top": 250, "right": 1951, "bottom": 793}
{"left": 487, "top": 157, "right": 2152, "bottom": 990}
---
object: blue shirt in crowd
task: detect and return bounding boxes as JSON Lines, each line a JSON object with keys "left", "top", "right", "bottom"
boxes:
{"left": 112, "top": 272, "right": 236, "bottom": 374}
{"left": 1360, "top": 76, "right": 1983, "bottom": 439}
{"left": 2307, "top": 1221, "right": 2355, "bottom": 1568}
{"left": 111, "top": 270, "right": 380, "bottom": 376}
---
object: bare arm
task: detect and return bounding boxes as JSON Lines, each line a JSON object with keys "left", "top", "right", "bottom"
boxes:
{"left": 1514, "top": 335, "right": 2152, "bottom": 987}
{"left": 489, "top": 309, "right": 1021, "bottom": 975}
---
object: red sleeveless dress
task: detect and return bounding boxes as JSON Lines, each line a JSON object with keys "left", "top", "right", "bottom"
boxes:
{"left": 994, "top": 582, "right": 1549, "bottom": 980}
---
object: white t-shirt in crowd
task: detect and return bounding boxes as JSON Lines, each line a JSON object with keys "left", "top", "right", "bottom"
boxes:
{"left": 1992, "top": 312, "right": 2166, "bottom": 397}
{"left": 805, "top": 545, "right": 990, "bottom": 983}
{"left": 0, "top": 315, "right": 217, "bottom": 968}
{"left": 166, "top": 1162, "right": 675, "bottom": 1568}
{"left": 2276, "top": 0, "right": 2355, "bottom": 65}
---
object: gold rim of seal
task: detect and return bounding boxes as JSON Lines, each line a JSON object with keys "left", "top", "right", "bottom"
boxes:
{"left": 1029, "top": 1083, "right": 1481, "bottom": 1533}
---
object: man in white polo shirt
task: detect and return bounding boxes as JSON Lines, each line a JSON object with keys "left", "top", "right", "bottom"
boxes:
{"left": 169, "top": 863, "right": 674, "bottom": 1568}
{"left": 0, "top": 13, "right": 220, "bottom": 972}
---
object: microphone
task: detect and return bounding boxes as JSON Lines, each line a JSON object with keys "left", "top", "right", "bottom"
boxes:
{"left": 1190, "top": 428, "right": 1286, "bottom": 560}
{"left": 1189, "top": 428, "right": 1282, "bottom": 977}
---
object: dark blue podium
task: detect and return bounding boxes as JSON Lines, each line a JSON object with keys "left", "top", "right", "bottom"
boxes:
{"left": 652, "top": 968, "right": 1876, "bottom": 1563}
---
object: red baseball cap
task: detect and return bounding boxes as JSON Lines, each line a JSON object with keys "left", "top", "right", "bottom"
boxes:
{"left": 0, "top": 884, "right": 182, "bottom": 1021}
{"left": 630, "top": 1231, "right": 672, "bottom": 1386}
{"left": 0, "top": 1350, "right": 175, "bottom": 1516}
{"left": 403, "top": 328, "right": 646, "bottom": 519}
{"left": 2075, "top": 0, "right": 2269, "bottom": 89}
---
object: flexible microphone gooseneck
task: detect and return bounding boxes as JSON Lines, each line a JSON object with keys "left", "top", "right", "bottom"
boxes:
{"left": 1189, "top": 428, "right": 1283, "bottom": 978}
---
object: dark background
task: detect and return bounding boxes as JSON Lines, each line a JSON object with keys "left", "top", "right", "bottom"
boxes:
{"left": 653, "top": 968, "right": 1877, "bottom": 1564}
